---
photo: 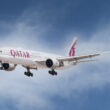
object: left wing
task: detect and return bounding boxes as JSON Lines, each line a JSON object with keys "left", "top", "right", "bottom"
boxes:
{"left": 34, "top": 52, "right": 109, "bottom": 64}
{"left": 57, "top": 51, "right": 110, "bottom": 62}
{"left": 57, "top": 53, "right": 101, "bottom": 62}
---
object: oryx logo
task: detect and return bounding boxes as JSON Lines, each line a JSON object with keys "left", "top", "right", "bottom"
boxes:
{"left": 69, "top": 38, "right": 77, "bottom": 56}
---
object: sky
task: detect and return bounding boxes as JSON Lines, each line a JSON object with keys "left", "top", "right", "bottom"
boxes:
{"left": 0, "top": 0, "right": 110, "bottom": 110}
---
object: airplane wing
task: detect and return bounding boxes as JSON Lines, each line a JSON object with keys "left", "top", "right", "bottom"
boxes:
{"left": 33, "top": 52, "right": 110, "bottom": 68}
{"left": 33, "top": 58, "right": 46, "bottom": 64}
{"left": 57, "top": 52, "right": 105, "bottom": 62}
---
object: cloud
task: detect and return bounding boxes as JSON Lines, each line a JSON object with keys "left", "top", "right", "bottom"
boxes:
{"left": 0, "top": 8, "right": 110, "bottom": 110}
{"left": 0, "top": 11, "right": 56, "bottom": 110}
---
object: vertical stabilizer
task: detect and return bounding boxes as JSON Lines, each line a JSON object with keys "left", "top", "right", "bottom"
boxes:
{"left": 69, "top": 37, "right": 77, "bottom": 56}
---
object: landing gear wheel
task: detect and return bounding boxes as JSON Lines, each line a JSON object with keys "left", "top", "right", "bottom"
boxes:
{"left": 24, "top": 72, "right": 29, "bottom": 77}
{"left": 54, "top": 71, "right": 57, "bottom": 75}
{"left": 48, "top": 70, "right": 58, "bottom": 76}
{"left": 30, "top": 73, "right": 33, "bottom": 77}
{"left": 49, "top": 70, "right": 51, "bottom": 74}
{"left": 49, "top": 70, "right": 54, "bottom": 75}
{"left": 24, "top": 72, "right": 33, "bottom": 77}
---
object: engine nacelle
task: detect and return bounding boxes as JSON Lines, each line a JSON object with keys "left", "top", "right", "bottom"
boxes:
{"left": 2, "top": 63, "right": 16, "bottom": 71}
{"left": 46, "top": 59, "right": 60, "bottom": 68}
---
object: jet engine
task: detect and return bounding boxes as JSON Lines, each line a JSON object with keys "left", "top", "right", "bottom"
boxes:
{"left": 2, "top": 63, "right": 16, "bottom": 71}
{"left": 46, "top": 59, "right": 60, "bottom": 68}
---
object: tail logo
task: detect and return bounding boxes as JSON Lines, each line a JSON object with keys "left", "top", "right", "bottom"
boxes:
{"left": 69, "top": 38, "right": 77, "bottom": 56}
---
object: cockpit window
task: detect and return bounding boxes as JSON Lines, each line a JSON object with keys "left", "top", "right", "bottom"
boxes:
{"left": 0, "top": 50, "right": 2, "bottom": 52}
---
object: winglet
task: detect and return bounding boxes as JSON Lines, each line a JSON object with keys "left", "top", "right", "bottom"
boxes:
{"left": 101, "top": 51, "right": 110, "bottom": 55}
{"left": 69, "top": 37, "right": 77, "bottom": 56}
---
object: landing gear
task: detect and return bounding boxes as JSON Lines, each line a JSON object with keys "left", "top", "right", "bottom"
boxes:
{"left": 24, "top": 72, "right": 33, "bottom": 77}
{"left": 24, "top": 67, "right": 33, "bottom": 77}
{"left": 48, "top": 69, "right": 57, "bottom": 76}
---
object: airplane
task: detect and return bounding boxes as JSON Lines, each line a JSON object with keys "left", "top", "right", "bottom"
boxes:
{"left": 0, "top": 37, "right": 108, "bottom": 77}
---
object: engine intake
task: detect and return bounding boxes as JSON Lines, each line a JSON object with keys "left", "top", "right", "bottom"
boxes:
{"left": 46, "top": 59, "right": 53, "bottom": 68}
{"left": 2, "top": 63, "right": 9, "bottom": 70}
{"left": 2, "top": 63, "right": 16, "bottom": 71}
{"left": 46, "top": 59, "right": 60, "bottom": 68}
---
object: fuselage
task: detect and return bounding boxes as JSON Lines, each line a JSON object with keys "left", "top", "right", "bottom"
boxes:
{"left": 0, "top": 47, "right": 63, "bottom": 69}
{"left": 0, "top": 38, "right": 103, "bottom": 77}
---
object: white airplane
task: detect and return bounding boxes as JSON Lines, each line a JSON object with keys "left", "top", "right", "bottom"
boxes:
{"left": 0, "top": 38, "right": 108, "bottom": 77}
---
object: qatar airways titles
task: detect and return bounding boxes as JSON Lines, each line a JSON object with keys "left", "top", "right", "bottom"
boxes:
{"left": 10, "top": 50, "right": 30, "bottom": 58}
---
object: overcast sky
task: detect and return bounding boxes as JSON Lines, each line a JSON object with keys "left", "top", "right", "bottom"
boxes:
{"left": 0, "top": 0, "right": 110, "bottom": 110}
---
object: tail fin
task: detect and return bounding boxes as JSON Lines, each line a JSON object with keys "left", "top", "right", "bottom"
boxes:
{"left": 69, "top": 37, "right": 77, "bottom": 56}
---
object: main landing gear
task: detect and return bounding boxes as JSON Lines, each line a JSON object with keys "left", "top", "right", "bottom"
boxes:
{"left": 24, "top": 68, "right": 57, "bottom": 77}
{"left": 48, "top": 69, "right": 57, "bottom": 76}
{"left": 24, "top": 67, "right": 33, "bottom": 77}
